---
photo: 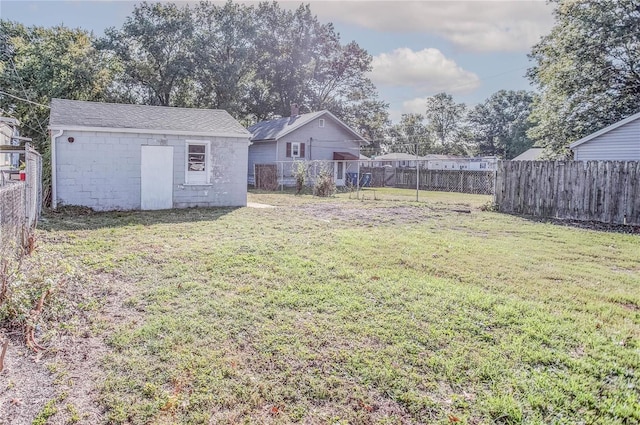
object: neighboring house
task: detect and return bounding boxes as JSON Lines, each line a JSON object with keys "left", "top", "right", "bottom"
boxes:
{"left": 248, "top": 107, "right": 368, "bottom": 186}
{"left": 423, "top": 154, "right": 497, "bottom": 171}
{"left": 372, "top": 152, "right": 421, "bottom": 167}
{"left": 49, "top": 98, "right": 251, "bottom": 211}
{"left": 0, "top": 117, "right": 22, "bottom": 171}
{"left": 371, "top": 153, "right": 496, "bottom": 170}
{"left": 570, "top": 111, "right": 640, "bottom": 161}
{"left": 512, "top": 148, "right": 545, "bottom": 161}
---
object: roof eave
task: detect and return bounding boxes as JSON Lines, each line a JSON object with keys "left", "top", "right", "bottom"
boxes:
{"left": 570, "top": 111, "right": 640, "bottom": 149}
{"left": 48, "top": 125, "right": 251, "bottom": 139}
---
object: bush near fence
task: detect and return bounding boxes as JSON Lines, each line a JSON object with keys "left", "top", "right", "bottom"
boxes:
{"left": 494, "top": 160, "right": 640, "bottom": 226}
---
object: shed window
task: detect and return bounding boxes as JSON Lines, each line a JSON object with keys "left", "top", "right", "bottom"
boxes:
{"left": 185, "top": 141, "right": 210, "bottom": 184}
{"left": 319, "top": 119, "right": 325, "bottom": 128}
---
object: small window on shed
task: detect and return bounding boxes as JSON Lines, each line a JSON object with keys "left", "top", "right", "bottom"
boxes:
{"left": 319, "top": 119, "right": 325, "bottom": 128}
{"left": 185, "top": 141, "right": 210, "bottom": 184}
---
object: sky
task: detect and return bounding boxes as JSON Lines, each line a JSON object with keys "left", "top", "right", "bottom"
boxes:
{"left": 0, "top": 0, "right": 556, "bottom": 122}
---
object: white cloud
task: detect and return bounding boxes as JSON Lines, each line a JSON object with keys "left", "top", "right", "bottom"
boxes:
{"left": 402, "top": 97, "right": 432, "bottom": 115}
{"left": 370, "top": 48, "right": 480, "bottom": 94}
{"left": 307, "top": 1, "right": 554, "bottom": 52}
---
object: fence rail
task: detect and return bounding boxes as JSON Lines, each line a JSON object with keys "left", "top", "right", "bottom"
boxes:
{"left": 393, "top": 169, "right": 495, "bottom": 195}
{"left": 494, "top": 160, "right": 640, "bottom": 225}
{"left": 252, "top": 161, "right": 496, "bottom": 195}
{"left": 0, "top": 144, "right": 42, "bottom": 257}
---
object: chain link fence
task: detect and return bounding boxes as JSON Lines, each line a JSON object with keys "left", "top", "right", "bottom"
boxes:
{"left": 0, "top": 144, "right": 42, "bottom": 258}
{"left": 252, "top": 159, "right": 496, "bottom": 195}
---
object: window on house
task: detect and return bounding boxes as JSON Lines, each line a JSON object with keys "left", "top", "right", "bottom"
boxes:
{"left": 319, "top": 119, "right": 325, "bottom": 128}
{"left": 286, "top": 142, "right": 305, "bottom": 158}
{"left": 480, "top": 163, "right": 487, "bottom": 169}
{"left": 186, "top": 141, "right": 210, "bottom": 184}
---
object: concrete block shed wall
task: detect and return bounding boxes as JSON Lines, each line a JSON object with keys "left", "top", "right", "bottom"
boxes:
{"left": 55, "top": 130, "right": 248, "bottom": 210}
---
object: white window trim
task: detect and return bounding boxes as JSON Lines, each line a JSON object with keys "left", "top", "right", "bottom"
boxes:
{"left": 185, "top": 140, "right": 211, "bottom": 185}
{"left": 318, "top": 119, "right": 325, "bottom": 128}
{"left": 291, "top": 142, "right": 300, "bottom": 158}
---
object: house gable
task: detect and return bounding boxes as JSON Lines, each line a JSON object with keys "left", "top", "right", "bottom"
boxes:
{"left": 570, "top": 112, "right": 640, "bottom": 161}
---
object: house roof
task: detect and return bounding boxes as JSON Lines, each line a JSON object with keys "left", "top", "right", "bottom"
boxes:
{"left": 512, "top": 148, "right": 545, "bottom": 161}
{"left": 249, "top": 110, "right": 368, "bottom": 144}
{"left": 48, "top": 98, "right": 250, "bottom": 137}
{"left": 569, "top": 111, "right": 640, "bottom": 149}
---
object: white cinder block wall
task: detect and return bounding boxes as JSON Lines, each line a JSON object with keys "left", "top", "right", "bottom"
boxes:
{"left": 55, "top": 130, "right": 248, "bottom": 210}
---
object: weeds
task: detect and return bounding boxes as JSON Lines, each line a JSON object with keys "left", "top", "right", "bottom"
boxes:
{"left": 0, "top": 243, "right": 74, "bottom": 352}
{"left": 292, "top": 160, "right": 308, "bottom": 195}
{"left": 313, "top": 163, "right": 336, "bottom": 197}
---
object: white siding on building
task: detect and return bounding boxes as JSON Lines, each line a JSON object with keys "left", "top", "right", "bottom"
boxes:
{"left": 247, "top": 140, "right": 276, "bottom": 178}
{"left": 247, "top": 115, "right": 363, "bottom": 184}
{"left": 573, "top": 116, "right": 640, "bottom": 161}
{"left": 276, "top": 120, "right": 361, "bottom": 162}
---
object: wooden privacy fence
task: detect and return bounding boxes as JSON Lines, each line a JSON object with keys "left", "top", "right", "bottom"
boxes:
{"left": 395, "top": 169, "right": 495, "bottom": 195}
{"left": 494, "top": 160, "right": 640, "bottom": 225}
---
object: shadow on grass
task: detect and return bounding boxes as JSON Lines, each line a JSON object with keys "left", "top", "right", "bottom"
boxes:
{"left": 501, "top": 211, "right": 640, "bottom": 235}
{"left": 38, "top": 205, "right": 240, "bottom": 231}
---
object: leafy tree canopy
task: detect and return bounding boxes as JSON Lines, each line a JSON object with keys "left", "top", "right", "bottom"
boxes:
{"left": 468, "top": 90, "right": 534, "bottom": 159}
{"left": 527, "top": 0, "right": 640, "bottom": 157}
{"left": 99, "top": 1, "right": 388, "bottom": 137}
{"left": 0, "top": 20, "right": 115, "bottom": 186}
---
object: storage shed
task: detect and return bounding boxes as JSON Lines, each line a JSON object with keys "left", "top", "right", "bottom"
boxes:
{"left": 49, "top": 99, "right": 251, "bottom": 210}
{"left": 570, "top": 111, "right": 640, "bottom": 161}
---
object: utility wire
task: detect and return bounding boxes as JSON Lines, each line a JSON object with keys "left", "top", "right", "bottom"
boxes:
{"left": 0, "top": 90, "right": 50, "bottom": 109}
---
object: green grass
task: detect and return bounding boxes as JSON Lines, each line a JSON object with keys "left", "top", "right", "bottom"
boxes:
{"left": 39, "top": 189, "right": 639, "bottom": 424}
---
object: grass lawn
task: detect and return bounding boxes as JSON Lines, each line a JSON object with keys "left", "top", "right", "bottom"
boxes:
{"left": 36, "top": 189, "right": 639, "bottom": 424}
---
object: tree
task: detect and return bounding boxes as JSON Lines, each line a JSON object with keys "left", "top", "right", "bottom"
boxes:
{"left": 424, "top": 93, "right": 470, "bottom": 155}
{"left": 384, "top": 114, "right": 431, "bottom": 156}
{"left": 191, "top": 1, "right": 257, "bottom": 115}
{"left": 468, "top": 90, "right": 534, "bottom": 159}
{"left": 99, "top": 0, "right": 387, "bottom": 139}
{"left": 99, "top": 2, "right": 195, "bottom": 106}
{"left": 0, "top": 21, "right": 114, "bottom": 189}
{"left": 527, "top": 0, "right": 640, "bottom": 157}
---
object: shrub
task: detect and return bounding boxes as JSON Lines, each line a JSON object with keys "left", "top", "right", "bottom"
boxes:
{"left": 313, "top": 164, "right": 336, "bottom": 197}
{"left": 292, "top": 161, "right": 308, "bottom": 195}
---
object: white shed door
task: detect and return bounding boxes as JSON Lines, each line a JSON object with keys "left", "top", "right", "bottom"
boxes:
{"left": 141, "top": 145, "right": 173, "bottom": 210}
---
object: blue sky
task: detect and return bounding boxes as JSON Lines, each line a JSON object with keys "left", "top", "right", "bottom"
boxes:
{"left": 0, "top": 1, "right": 555, "bottom": 122}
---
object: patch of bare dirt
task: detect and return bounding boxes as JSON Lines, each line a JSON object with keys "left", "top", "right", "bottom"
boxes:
{"left": 0, "top": 272, "right": 142, "bottom": 425}
{"left": 290, "top": 202, "right": 448, "bottom": 226}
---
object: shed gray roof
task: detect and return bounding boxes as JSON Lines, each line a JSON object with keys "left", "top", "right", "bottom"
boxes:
{"left": 49, "top": 98, "right": 250, "bottom": 136}
{"left": 249, "top": 110, "right": 368, "bottom": 144}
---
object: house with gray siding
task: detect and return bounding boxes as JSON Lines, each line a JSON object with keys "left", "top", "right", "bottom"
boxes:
{"left": 570, "top": 111, "right": 640, "bottom": 161}
{"left": 248, "top": 108, "right": 368, "bottom": 186}
{"left": 49, "top": 98, "right": 251, "bottom": 211}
